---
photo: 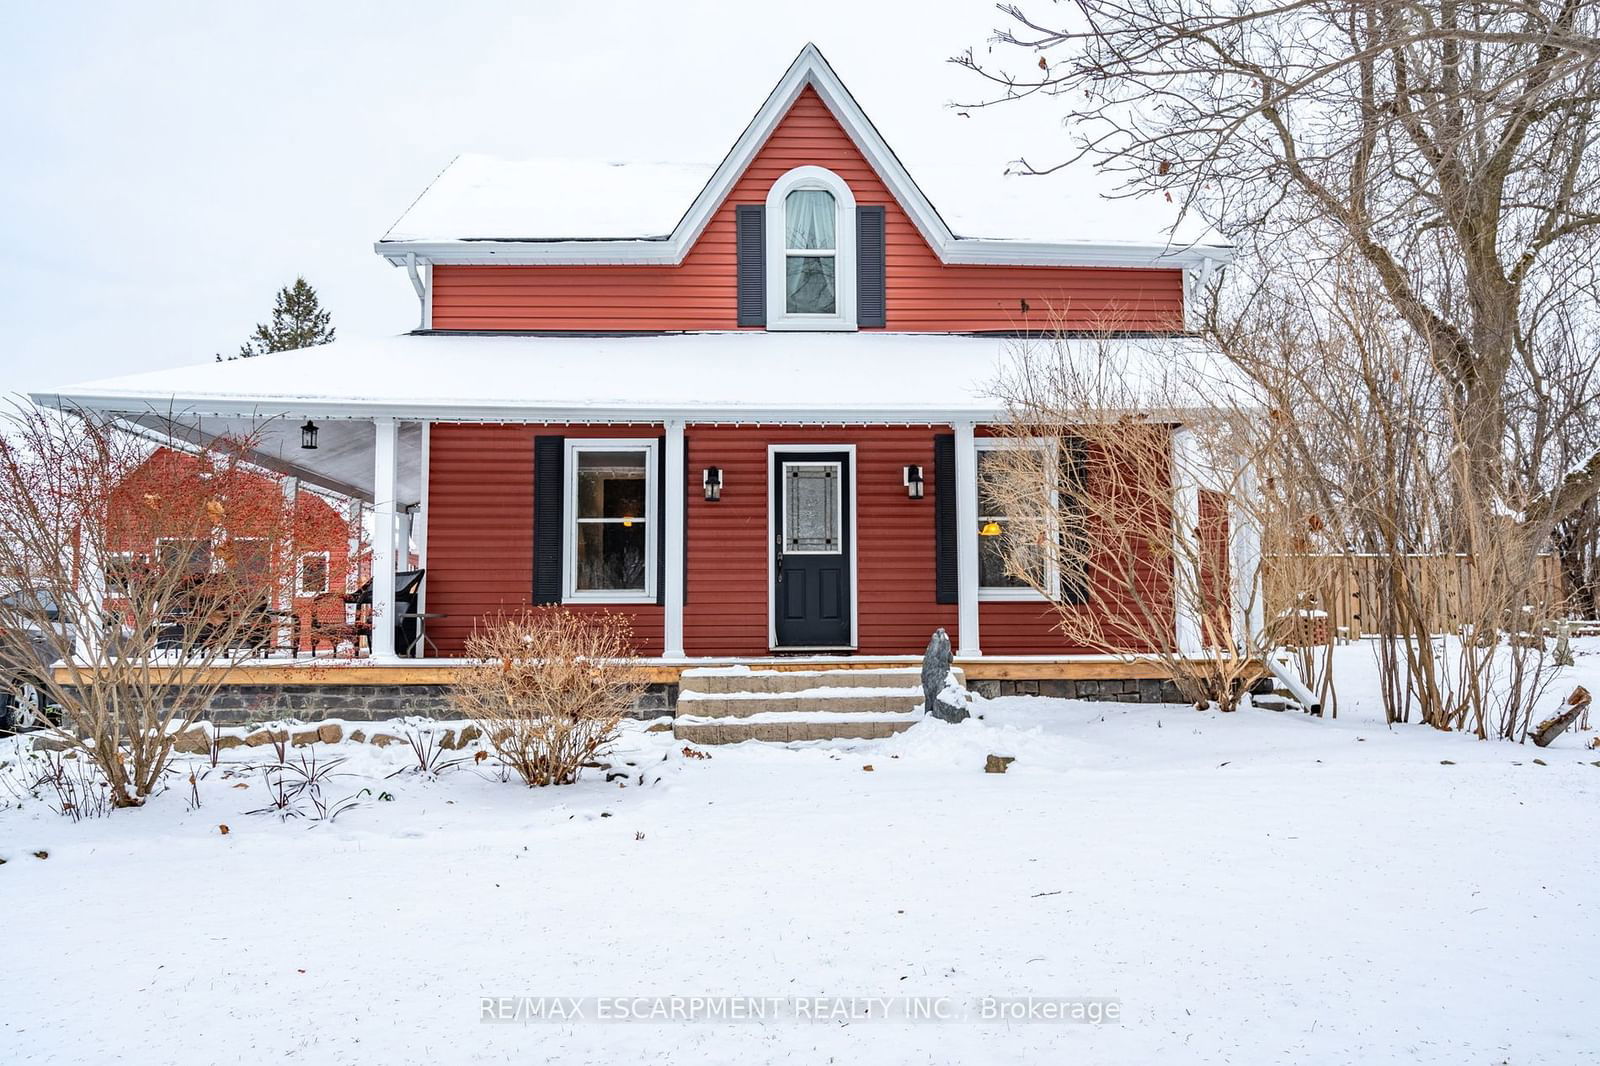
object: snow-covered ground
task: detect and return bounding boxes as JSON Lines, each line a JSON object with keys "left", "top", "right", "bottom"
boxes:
{"left": 3, "top": 642, "right": 1599, "bottom": 1065}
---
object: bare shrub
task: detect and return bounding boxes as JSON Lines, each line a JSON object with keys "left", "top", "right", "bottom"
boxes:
{"left": 451, "top": 609, "right": 645, "bottom": 786}
{"left": 0, "top": 403, "right": 294, "bottom": 807}
{"left": 985, "top": 334, "right": 1266, "bottom": 711}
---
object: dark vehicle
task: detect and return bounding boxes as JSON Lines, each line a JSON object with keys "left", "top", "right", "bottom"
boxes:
{"left": 0, "top": 585, "right": 71, "bottom": 733}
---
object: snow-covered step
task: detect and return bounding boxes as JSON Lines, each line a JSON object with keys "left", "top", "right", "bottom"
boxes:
{"left": 675, "top": 712, "right": 921, "bottom": 744}
{"left": 673, "top": 665, "right": 967, "bottom": 743}
{"left": 679, "top": 665, "right": 963, "bottom": 696}
{"left": 676, "top": 686, "right": 925, "bottom": 718}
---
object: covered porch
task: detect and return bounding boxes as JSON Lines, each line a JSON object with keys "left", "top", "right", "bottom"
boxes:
{"left": 32, "top": 330, "right": 1257, "bottom": 675}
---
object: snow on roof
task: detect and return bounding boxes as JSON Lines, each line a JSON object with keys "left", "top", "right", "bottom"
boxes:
{"left": 385, "top": 154, "right": 1195, "bottom": 248}
{"left": 378, "top": 45, "right": 1225, "bottom": 256}
{"left": 384, "top": 156, "right": 715, "bottom": 243}
{"left": 35, "top": 332, "right": 1237, "bottom": 424}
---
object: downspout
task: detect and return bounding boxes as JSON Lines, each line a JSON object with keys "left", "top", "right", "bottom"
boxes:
{"left": 404, "top": 253, "right": 430, "bottom": 331}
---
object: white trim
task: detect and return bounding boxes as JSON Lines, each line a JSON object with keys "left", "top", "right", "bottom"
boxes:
{"left": 375, "top": 44, "right": 1232, "bottom": 274}
{"left": 662, "top": 420, "right": 686, "bottom": 658}
{"left": 371, "top": 417, "right": 400, "bottom": 660}
{"left": 298, "top": 550, "right": 332, "bottom": 596}
{"left": 1230, "top": 459, "right": 1263, "bottom": 649}
{"left": 561, "top": 438, "right": 659, "bottom": 604}
{"left": 765, "top": 166, "right": 856, "bottom": 331}
{"left": 766, "top": 444, "right": 858, "bottom": 651}
{"left": 155, "top": 536, "right": 215, "bottom": 573}
{"left": 415, "top": 421, "right": 430, "bottom": 616}
{"left": 1171, "top": 427, "right": 1204, "bottom": 655}
{"left": 974, "top": 436, "right": 1059, "bottom": 603}
{"left": 952, "top": 423, "right": 980, "bottom": 656}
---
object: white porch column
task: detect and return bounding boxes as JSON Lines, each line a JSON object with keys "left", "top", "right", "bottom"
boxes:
{"left": 1172, "top": 426, "right": 1204, "bottom": 655}
{"left": 953, "top": 421, "right": 981, "bottom": 657}
{"left": 415, "top": 422, "right": 431, "bottom": 616}
{"left": 279, "top": 475, "right": 299, "bottom": 654}
{"left": 370, "top": 417, "right": 399, "bottom": 660}
{"left": 662, "top": 419, "right": 686, "bottom": 659}
{"left": 1230, "top": 459, "right": 1264, "bottom": 649}
{"left": 75, "top": 526, "right": 103, "bottom": 660}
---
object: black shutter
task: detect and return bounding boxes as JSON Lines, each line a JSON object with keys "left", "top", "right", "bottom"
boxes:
{"left": 933, "top": 433, "right": 958, "bottom": 604}
{"left": 736, "top": 205, "right": 766, "bottom": 327}
{"left": 656, "top": 435, "right": 667, "bottom": 606}
{"left": 1059, "top": 435, "right": 1090, "bottom": 605}
{"left": 856, "top": 205, "right": 886, "bottom": 328}
{"left": 532, "top": 435, "right": 565, "bottom": 605}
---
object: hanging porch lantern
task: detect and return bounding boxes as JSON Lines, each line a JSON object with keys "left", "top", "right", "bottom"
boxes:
{"left": 300, "top": 420, "right": 320, "bottom": 450}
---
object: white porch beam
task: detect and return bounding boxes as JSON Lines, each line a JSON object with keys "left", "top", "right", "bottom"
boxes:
{"left": 662, "top": 419, "right": 686, "bottom": 659}
{"left": 1172, "top": 427, "right": 1204, "bottom": 655}
{"left": 953, "top": 421, "right": 981, "bottom": 656}
{"left": 370, "top": 418, "right": 399, "bottom": 661}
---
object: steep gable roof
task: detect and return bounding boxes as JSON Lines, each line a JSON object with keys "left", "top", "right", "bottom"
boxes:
{"left": 377, "top": 44, "right": 1230, "bottom": 272}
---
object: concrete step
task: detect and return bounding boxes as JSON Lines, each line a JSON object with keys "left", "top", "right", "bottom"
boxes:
{"left": 674, "top": 715, "right": 919, "bottom": 745}
{"left": 679, "top": 665, "right": 964, "bottom": 696}
{"left": 675, "top": 688, "right": 925, "bottom": 718}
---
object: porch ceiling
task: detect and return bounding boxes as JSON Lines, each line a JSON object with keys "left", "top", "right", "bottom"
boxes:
{"left": 118, "top": 412, "right": 424, "bottom": 504}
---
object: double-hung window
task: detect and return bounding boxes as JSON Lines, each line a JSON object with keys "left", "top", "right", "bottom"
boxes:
{"left": 299, "top": 551, "right": 330, "bottom": 596}
{"left": 976, "top": 440, "right": 1059, "bottom": 601}
{"left": 564, "top": 440, "right": 657, "bottom": 603}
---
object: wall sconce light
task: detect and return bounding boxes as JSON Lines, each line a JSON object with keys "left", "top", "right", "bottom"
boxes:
{"left": 902, "top": 464, "right": 924, "bottom": 499}
{"left": 702, "top": 467, "right": 723, "bottom": 502}
{"left": 300, "top": 420, "right": 319, "bottom": 450}
{"left": 979, "top": 520, "right": 1003, "bottom": 537}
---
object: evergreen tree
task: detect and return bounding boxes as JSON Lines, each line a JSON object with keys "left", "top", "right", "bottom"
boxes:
{"left": 224, "top": 277, "right": 336, "bottom": 360}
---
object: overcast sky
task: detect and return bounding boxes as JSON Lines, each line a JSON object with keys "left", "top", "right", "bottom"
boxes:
{"left": 1, "top": 1, "right": 1123, "bottom": 397}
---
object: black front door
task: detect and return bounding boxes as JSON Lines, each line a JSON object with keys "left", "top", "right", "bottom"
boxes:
{"left": 773, "top": 451, "right": 852, "bottom": 648}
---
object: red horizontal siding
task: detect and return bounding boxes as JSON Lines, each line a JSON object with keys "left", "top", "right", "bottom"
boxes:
{"left": 430, "top": 88, "right": 1184, "bottom": 333}
{"left": 425, "top": 423, "right": 664, "bottom": 656}
{"left": 684, "top": 425, "right": 957, "bottom": 655}
{"left": 425, "top": 422, "right": 1173, "bottom": 659}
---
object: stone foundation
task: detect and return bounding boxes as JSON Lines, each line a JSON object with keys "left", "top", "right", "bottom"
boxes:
{"left": 970, "top": 677, "right": 1189, "bottom": 704}
{"left": 137, "top": 682, "right": 679, "bottom": 726}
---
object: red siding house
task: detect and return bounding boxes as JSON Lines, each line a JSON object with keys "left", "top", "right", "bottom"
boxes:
{"left": 105, "top": 447, "right": 357, "bottom": 652}
{"left": 36, "top": 45, "right": 1250, "bottom": 715}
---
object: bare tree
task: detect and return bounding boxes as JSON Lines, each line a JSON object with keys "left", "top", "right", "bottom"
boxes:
{"left": 1221, "top": 254, "right": 1563, "bottom": 737}
{"left": 955, "top": 0, "right": 1600, "bottom": 541}
{"left": 0, "top": 404, "right": 294, "bottom": 808}
{"left": 983, "top": 336, "right": 1266, "bottom": 711}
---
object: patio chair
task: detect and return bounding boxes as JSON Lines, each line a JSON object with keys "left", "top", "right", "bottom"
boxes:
{"left": 306, "top": 592, "right": 370, "bottom": 656}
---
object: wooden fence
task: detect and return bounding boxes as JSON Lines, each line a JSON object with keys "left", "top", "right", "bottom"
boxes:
{"left": 1264, "top": 553, "right": 1568, "bottom": 640}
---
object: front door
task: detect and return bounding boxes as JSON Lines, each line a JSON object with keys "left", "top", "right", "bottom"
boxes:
{"left": 773, "top": 451, "right": 852, "bottom": 648}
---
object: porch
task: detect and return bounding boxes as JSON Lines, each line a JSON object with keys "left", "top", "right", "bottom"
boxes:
{"left": 33, "top": 330, "right": 1259, "bottom": 672}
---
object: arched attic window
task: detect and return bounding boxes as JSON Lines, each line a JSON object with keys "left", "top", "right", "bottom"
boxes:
{"left": 765, "top": 166, "right": 856, "bottom": 330}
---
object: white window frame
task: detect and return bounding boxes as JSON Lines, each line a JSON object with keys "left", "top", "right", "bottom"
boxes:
{"left": 765, "top": 165, "right": 857, "bottom": 332}
{"left": 105, "top": 551, "right": 139, "bottom": 596}
{"left": 299, "top": 550, "right": 331, "bottom": 596}
{"left": 975, "top": 437, "right": 1059, "bottom": 602}
{"left": 227, "top": 536, "right": 272, "bottom": 579}
{"left": 155, "top": 536, "right": 215, "bottom": 574}
{"left": 562, "top": 438, "right": 659, "bottom": 604}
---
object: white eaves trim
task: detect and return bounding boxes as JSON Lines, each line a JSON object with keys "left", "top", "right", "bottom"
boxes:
{"left": 374, "top": 44, "right": 1233, "bottom": 274}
